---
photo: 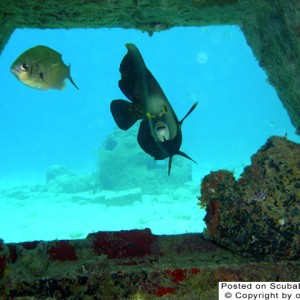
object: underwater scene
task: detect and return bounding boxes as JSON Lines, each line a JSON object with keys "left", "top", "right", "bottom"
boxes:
{"left": 0, "top": 26, "right": 299, "bottom": 243}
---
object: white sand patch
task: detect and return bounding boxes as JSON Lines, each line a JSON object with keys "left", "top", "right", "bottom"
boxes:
{"left": 0, "top": 178, "right": 205, "bottom": 243}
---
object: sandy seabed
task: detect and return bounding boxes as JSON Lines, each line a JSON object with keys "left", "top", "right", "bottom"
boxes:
{"left": 0, "top": 172, "right": 205, "bottom": 243}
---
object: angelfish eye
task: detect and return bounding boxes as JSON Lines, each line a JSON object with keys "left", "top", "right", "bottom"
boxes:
{"left": 20, "top": 63, "right": 29, "bottom": 71}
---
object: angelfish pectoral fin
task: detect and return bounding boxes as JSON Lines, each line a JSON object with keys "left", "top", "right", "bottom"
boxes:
{"left": 179, "top": 102, "right": 198, "bottom": 125}
{"left": 177, "top": 151, "right": 197, "bottom": 164}
{"left": 111, "top": 99, "right": 141, "bottom": 130}
{"left": 168, "top": 151, "right": 197, "bottom": 176}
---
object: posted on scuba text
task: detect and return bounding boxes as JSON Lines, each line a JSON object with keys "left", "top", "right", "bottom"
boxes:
{"left": 219, "top": 282, "right": 300, "bottom": 300}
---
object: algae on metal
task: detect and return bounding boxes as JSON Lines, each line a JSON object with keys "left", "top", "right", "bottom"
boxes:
{"left": 0, "top": 0, "right": 300, "bottom": 133}
{"left": 2, "top": 230, "right": 300, "bottom": 299}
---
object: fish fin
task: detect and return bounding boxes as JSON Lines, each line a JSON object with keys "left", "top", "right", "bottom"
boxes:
{"left": 57, "top": 82, "right": 66, "bottom": 90}
{"left": 179, "top": 102, "right": 198, "bottom": 125}
{"left": 168, "top": 156, "right": 173, "bottom": 175}
{"left": 177, "top": 150, "right": 197, "bottom": 165}
{"left": 69, "top": 75, "right": 79, "bottom": 90}
{"left": 118, "top": 43, "right": 169, "bottom": 105}
{"left": 168, "top": 151, "right": 197, "bottom": 175}
{"left": 118, "top": 44, "right": 146, "bottom": 104}
{"left": 138, "top": 120, "right": 168, "bottom": 160}
{"left": 68, "top": 65, "right": 79, "bottom": 90}
{"left": 110, "top": 99, "right": 141, "bottom": 130}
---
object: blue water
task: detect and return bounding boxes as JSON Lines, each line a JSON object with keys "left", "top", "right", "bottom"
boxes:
{"left": 0, "top": 26, "right": 299, "bottom": 242}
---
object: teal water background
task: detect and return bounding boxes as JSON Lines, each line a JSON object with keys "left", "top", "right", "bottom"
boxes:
{"left": 0, "top": 26, "right": 299, "bottom": 242}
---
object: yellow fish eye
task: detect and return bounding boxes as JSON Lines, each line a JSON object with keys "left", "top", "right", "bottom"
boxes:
{"left": 20, "top": 63, "right": 29, "bottom": 72}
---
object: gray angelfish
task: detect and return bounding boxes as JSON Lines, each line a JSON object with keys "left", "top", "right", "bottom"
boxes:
{"left": 110, "top": 43, "right": 198, "bottom": 175}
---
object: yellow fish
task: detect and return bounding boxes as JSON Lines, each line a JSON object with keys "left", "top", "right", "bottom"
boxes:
{"left": 10, "top": 45, "right": 79, "bottom": 90}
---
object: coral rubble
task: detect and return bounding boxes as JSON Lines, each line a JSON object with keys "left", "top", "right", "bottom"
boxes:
{"left": 46, "top": 165, "right": 96, "bottom": 193}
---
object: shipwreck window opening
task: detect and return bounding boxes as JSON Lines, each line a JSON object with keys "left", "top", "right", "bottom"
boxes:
{"left": 0, "top": 26, "right": 299, "bottom": 243}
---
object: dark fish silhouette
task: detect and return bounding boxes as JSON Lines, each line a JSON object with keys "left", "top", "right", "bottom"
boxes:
{"left": 10, "top": 45, "right": 78, "bottom": 90}
{"left": 110, "top": 43, "right": 197, "bottom": 175}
